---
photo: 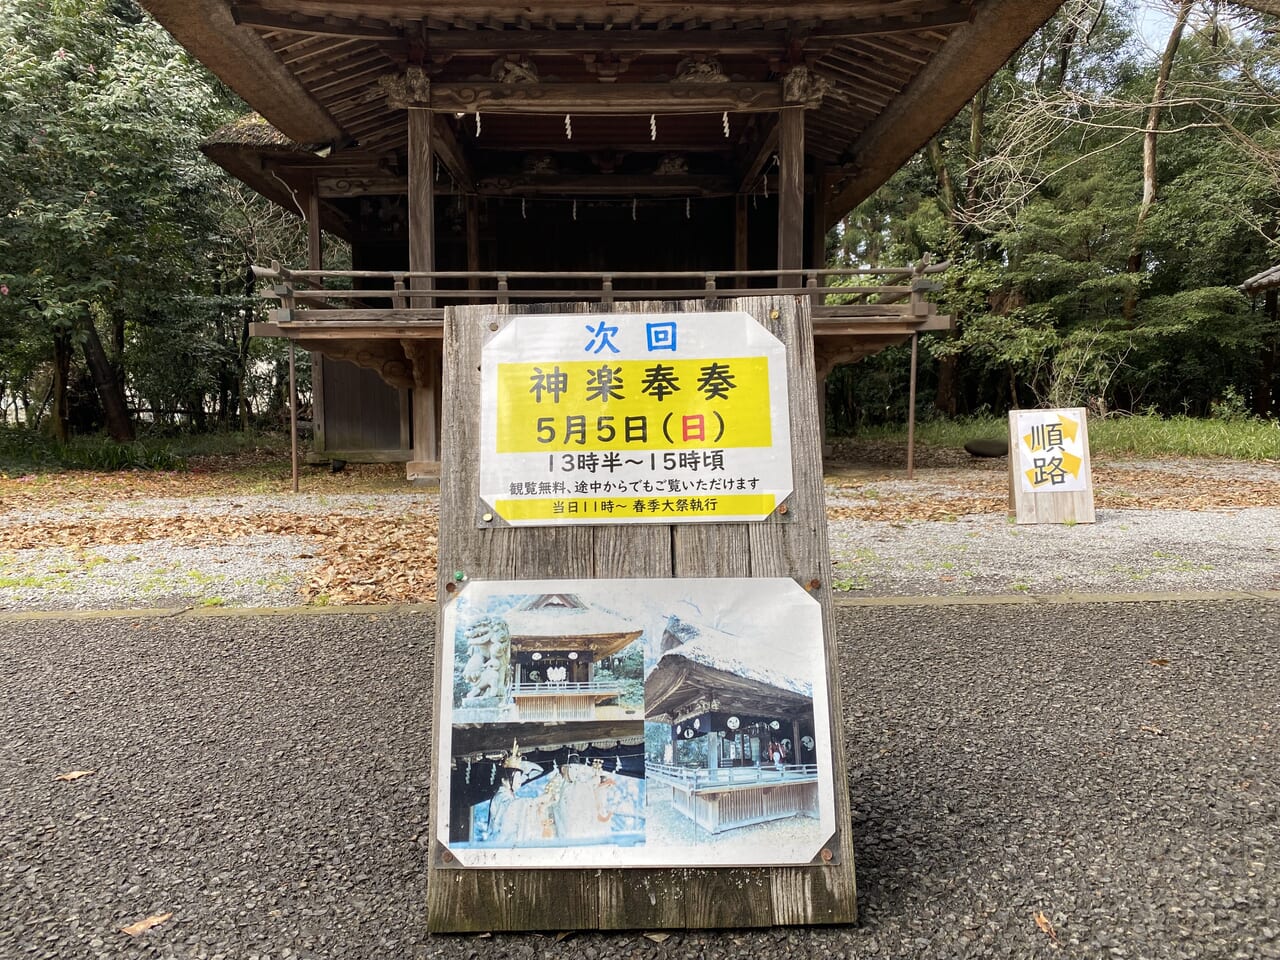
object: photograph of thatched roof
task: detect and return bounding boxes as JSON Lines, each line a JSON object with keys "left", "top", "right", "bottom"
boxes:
{"left": 645, "top": 615, "right": 817, "bottom": 722}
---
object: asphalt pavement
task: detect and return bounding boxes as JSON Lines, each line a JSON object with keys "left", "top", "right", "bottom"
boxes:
{"left": 1, "top": 599, "right": 1278, "bottom": 959}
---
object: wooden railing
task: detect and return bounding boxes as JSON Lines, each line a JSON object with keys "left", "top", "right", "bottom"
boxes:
{"left": 646, "top": 761, "right": 820, "bottom": 789}
{"left": 510, "top": 680, "right": 623, "bottom": 696}
{"left": 252, "top": 261, "right": 950, "bottom": 330}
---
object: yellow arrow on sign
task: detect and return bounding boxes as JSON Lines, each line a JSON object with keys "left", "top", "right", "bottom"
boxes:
{"left": 1024, "top": 450, "right": 1083, "bottom": 488}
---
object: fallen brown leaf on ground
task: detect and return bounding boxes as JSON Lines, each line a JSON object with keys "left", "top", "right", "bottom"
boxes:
{"left": 0, "top": 510, "right": 440, "bottom": 607}
{"left": 53, "top": 770, "right": 95, "bottom": 782}
{"left": 1034, "top": 911, "right": 1058, "bottom": 942}
{"left": 2, "top": 456, "right": 1275, "bottom": 608}
{"left": 120, "top": 912, "right": 173, "bottom": 936}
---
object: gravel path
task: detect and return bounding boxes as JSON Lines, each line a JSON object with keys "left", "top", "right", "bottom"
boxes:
{"left": 827, "top": 507, "right": 1280, "bottom": 596}
{"left": 2, "top": 602, "right": 1278, "bottom": 958}
{"left": 0, "top": 493, "right": 435, "bottom": 613}
{"left": 1, "top": 458, "right": 1278, "bottom": 610}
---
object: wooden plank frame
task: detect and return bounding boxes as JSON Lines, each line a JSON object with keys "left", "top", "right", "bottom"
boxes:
{"left": 429, "top": 295, "right": 856, "bottom": 931}
{"left": 1007, "top": 407, "right": 1096, "bottom": 525}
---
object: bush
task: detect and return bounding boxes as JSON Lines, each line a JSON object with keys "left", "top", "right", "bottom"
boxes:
{"left": 0, "top": 426, "right": 184, "bottom": 473}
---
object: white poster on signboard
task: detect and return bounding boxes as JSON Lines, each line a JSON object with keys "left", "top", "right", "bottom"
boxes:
{"left": 1014, "top": 408, "right": 1091, "bottom": 493}
{"left": 478, "top": 312, "right": 792, "bottom": 525}
{"left": 437, "top": 577, "right": 835, "bottom": 869}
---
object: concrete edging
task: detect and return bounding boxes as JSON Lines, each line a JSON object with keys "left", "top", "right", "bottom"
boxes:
{"left": 1, "top": 591, "right": 1278, "bottom": 623}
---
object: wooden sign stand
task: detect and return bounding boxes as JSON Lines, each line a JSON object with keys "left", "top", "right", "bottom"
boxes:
{"left": 429, "top": 296, "right": 856, "bottom": 931}
{"left": 1007, "top": 407, "right": 1096, "bottom": 524}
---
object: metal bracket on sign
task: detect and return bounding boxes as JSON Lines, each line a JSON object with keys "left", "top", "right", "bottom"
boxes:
{"left": 434, "top": 841, "right": 462, "bottom": 869}
{"left": 475, "top": 498, "right": 510, "bottom": 529}
{"left": 771, "top": 495, "right": 795, "bottom": 523}
{"left": 482, "top": 314, "right": 511, "bottom": 344}
{"left": 810, "top": 833, "right": 842, "bottom": 866}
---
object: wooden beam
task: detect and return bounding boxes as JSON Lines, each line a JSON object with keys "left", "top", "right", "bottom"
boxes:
{"left": 432, "top": 115, "right": 475, "bottom": 193}
{"left": 473, "top": 174, "right": 734, "bottom": 196}
{"left": 777, "top": 106, "right": 804, "bottom": 280}
{"left": 810, "top": 163, "right": 828, "bottom": 273}
{"left": 280, "top": 35, "right": 362, "bottom": 67}
{"left": 143, "top": 0, "right": 344, "bottom": 144}
{"left": 231, "top": 3, "right": 402, "bottom": 39}
{"left": 423, "top": 28, "right": 797, "bottom": 54}
{"left": 737, "top": 121, "right": 778, "bottom": 192}
{"left": 463, "top": 136, "right": 738, "bottom": 153}
{"left": 827, "top": 0, "right": 1064, "bottom": 225}
{"left": 428, "top": 81, "right": 782, "bottom": 114}
{"left": 803, "top": 6, "right": 973, "bottom": 39}
{"left": 316, "top": 174, "right": 408, "bottom": 197}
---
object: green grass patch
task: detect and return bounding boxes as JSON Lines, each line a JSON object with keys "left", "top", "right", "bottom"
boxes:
{"left": 0, "top": 427, "right": 293, "bottom": 476}
{"left": 846, "top": 413, "right": 1280, "bottom": 460}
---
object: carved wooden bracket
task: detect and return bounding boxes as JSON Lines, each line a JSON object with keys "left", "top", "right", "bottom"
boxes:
{"left": 428, "top": 81, "right": 782, "bottom": 114}
{"left": 305, "top": 340, "right": 417, "bottom": 389}
{"left": 400, "top": 339, "right": 437, "bottom": 387}
{"left": 814, "top": 343, "right": 873, "bottom": 380}
{"left": 379, "top": 66, "right": 431, "bottom": 109}
{"left": 782, "top": 66, "right": 832, "bottom": 108}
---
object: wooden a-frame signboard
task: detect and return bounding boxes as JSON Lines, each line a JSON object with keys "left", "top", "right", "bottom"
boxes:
{"left": 429, "top": 296, "right": 856, "bottom": 930}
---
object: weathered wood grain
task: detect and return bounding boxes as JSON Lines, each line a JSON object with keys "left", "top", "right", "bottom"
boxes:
{"left": 428, "top": 296, "right": 856, "bottom": 932}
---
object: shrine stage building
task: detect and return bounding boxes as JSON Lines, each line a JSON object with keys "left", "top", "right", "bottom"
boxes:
{"left": 142, "top": 0, "right": 1063, "bottom": 476}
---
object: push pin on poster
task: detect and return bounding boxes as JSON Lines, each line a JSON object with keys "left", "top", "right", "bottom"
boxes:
{"left": 1008, "top": 407, "right": 1096, "bottom": 524}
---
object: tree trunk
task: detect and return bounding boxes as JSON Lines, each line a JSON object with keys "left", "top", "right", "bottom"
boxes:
{"left": 111, "top": 314, "right": 125, "bottom": 381}
{"left": 1124, "top": 0, "right": 1194, "bottom": 320}
{"left": 926, "top": 138, "right": 957, "bottom": 218}
{"left": 934, "top": 353, "right": 959, "bottom": 417}
{"left": 78, "top": 318, "right": 135, "bottom": 442}
{"left": 969, "top": 84, "right": 988, "bottom": 163}
{"left": 51, "top": 332, "right": 71, "bottom": 443}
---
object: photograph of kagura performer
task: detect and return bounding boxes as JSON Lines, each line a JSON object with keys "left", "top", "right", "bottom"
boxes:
{"left": 449, "top": 732, "right": 646, "bottom": 849}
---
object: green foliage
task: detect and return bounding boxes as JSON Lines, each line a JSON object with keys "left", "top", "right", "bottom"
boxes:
{"left": 829, "top": 2, "right": 1280, "bottom": 430}
{"left": 0, "top": 0, "right": 315, "bottom": 437}
{"left": 0, "top": 424, "right": 184, "bottom": 472}
{"left": 855, "top": 413, "right": 1280, "bottom": 460}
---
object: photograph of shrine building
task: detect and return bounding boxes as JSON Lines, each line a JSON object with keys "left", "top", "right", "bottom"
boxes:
{"left": 644, "top": 613, "right": 826, "bottom": 845}
{"left": 452, "top": 591, "right": 646, "bottom": 724}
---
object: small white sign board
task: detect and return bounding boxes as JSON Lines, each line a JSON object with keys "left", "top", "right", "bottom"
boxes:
{"left": 1008, "top": 407, "right": 1096, "bottom": 524}
{"left": 479, "top": 312, "right": 793, "bottom": 525}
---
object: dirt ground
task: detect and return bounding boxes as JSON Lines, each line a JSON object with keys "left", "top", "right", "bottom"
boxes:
{"left": 1, "top": 446, "right": 1278, "bottom": 609}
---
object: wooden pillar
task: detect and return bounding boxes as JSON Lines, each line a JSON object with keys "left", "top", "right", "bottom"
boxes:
{"left": 407, "top": 108, "right": 440, "bottom": 480}
{"left": 907, "top": 333, "right": 919, "bottom": 480}
{"left": 810, "top": 164, "right": 828, "bottom": 281}
{"left": 404, "top": 341, "right": 440, "bottom": 482}
{"left": 303, "top": 184, "right": 323, "bottom": 476}
{"left": 408, "top": 109, "right": 435, "bottom": 295}
{"left": 776, "top": 106, "right": 805, "bottom": 287}
{"left": 809, "top": 165, "right": 830, "bottom": 459}
{"left": 734, "top": 193, "right": 749, "bottom": 289}
{"left": 466, "top": 194, "right": 481, "bottom": 297}
{"left": 288, "top": 183, "right": 325, "bottom": 494}
{"left": 306, "top": 185, "right": 323, "bottom": 271}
